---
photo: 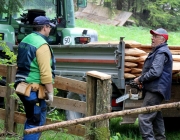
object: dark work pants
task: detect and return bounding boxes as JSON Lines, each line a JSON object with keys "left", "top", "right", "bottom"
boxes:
{"left": 18, "top": 91, "right": 47, "bottom": 140}
{"left": 138, "top": 91, "right": 166, "bottom": 140}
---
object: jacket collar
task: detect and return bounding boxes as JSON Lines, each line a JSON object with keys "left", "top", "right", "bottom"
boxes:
{"left": 33, "top": 31, "right": 49, "bottom": 42}
{"left": 151, "top": 43, "right": 168, "bottom": 53}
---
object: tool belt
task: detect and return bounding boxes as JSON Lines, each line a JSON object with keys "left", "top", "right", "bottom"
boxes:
{"left": 15, "top": 82, "right": 47, "bottom": 99}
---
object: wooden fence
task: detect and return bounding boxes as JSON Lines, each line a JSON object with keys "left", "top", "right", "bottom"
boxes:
{"left": 0, "top": 64, "right": 112, "bottom": 140}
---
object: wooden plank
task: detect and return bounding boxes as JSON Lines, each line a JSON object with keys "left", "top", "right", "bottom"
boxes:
{"left": 0, "top": 86, "right": 6, "bottom": 97}
{"left": 54, "top": 76, "right": 86, "bottom": 95}
{"left": 0, "top": 64, "right": 7, "bottom": 77}
{"left": 5, "top": 64, "right": 16, "bottom": 132}
{"left": 13, "top": 111, "right": 85, "bottom": 137}
{"left": 75, "top": 3, "right": 132, "bottom": 26}
{"left": 85, "top": 75, "right": 97, "bottom": 140}
{"left": 46, "top": 118, "right": 85, "bottom": 137}
{"left": 63, "top": 125, "right": 85, "bottom": 137}
{"left": 95, "top": 79, "right": 111, "bottom": 139}
{"left": 86, "top": 71, "right": 111, "bottom": 80}
{"left": 52, "top": 96, "right": 86, "bottom": 114}
{"left": 0, "top": 108, "right": 5, "bottom": 120}
{"left": 114, "top": 10, "right": 132, "bottom": 26}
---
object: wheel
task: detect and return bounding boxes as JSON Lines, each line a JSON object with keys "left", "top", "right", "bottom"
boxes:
{"left": 65, "top": 92, "right": 86, "bottom": 120}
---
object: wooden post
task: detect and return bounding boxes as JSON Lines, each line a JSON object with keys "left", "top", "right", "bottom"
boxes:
{"left": 96, "top": 79, "right": 111, "bottom": 140}
{"left": 86, "top": 71, "right": 111, "bottom": 140}
{"left": 85, "top": 75, "right": 97, "bottom": 140}
{"left": 4, "top": 64, "right": 16, "bottom": 132}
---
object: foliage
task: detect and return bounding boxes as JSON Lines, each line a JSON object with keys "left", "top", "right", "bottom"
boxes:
{"left": 0, "top": 41, "right": 17, "bottom": 64}
{"left": 47, "top": 109, "right": 66, "bottom": 121}
{"left": 87, "top": 0, "right": 180, "bottom": 31}
{"left": 0, "top": 0, "right": 24, "bottom": 14}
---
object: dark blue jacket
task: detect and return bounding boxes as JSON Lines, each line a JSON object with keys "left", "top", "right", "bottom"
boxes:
{"left": 139, "top": 43, "right": 172, "bottom": 100}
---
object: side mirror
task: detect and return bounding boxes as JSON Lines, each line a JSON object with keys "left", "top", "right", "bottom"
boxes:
{"left": 77, "top": 0, "right": 87, "bottom": 8}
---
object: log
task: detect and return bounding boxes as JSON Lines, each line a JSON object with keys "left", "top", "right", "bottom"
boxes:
{"left": 134, "top": 73, "right": 141, "bottom": 77}
{"left": 124, "top": 68, "right": 131, "bottom": 72}
{"left": 125, "top": 56, "right": 139, "bottom": 62}
{"left": 125, "top": 48, "right": 147, "bottom": 56}
{"left": 125, "top": 62, "right": 138, "bottom": 68}
{"left": 125, "top": 40, "right": 141, "bottom": 48}
{"left": 173, "top": 61, "right": 180, "bottom": 72}
{"left": 138, "top": 55, "right": 148, "bottom": 62}
{"left": 140, "top": 45, "right": 180, "bottom": 50}
{"left": 24, "top": 102, "right": 180, "bottom": 134}
{"left": 131, "top": 68, "right": 142, "bottom": 74}
{"left": 124, "top": 73, "right": 136, "bottom": 78}
{"left": 172, "top": 55, "right": 180, "bottom": 61}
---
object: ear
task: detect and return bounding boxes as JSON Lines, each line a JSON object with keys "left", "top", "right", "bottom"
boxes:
{"left": 161, "top": 36, "right": 166, "bottom": 43}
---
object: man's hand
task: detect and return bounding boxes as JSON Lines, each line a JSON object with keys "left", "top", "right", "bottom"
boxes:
{"left": 134, "top": 77, "right": 140, "bottom": 85}
{"left": 45, "top": 92, "right": 53, "bottom": 106}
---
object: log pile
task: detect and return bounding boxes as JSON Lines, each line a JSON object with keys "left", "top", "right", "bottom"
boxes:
{"left": 124, "top": 41, "right": 180, "bottom": 79}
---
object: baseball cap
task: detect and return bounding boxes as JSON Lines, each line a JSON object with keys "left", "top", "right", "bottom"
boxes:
{"left": 150, "top": 28, "right": 168, "bottom": 40}
{"left": 33, "top": 16, "right": 55, "bottom": 27}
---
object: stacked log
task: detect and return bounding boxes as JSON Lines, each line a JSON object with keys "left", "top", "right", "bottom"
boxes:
{"left": 124, "top": 42, "right": 180, "bottom": 79}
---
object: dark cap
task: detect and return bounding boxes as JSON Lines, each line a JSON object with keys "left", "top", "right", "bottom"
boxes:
{"left": 150, "top": 28, "right": 168, "bottom": 40}
{"left": 33, "top": 16, "right": 55, "bottom": 27}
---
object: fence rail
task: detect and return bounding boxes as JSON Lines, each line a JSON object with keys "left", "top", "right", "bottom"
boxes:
{"left": 0, "top": 64, "right": 112, "bottom": 139}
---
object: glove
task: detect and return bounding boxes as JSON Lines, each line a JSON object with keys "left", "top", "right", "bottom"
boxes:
{"left": 45, "top": 92, "right": 53, "bottom": 106}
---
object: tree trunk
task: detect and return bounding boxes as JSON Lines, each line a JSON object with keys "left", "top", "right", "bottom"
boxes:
{"left": 117, "top": 0, "right": 123, "bottom": 10}
{"left": 25, "top": 101, "right": 180, "bottom": 134}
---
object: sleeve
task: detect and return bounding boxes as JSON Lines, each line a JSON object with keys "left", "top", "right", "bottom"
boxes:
{"left": 139, "top": 53, "right": 167, "bottom": 83}
{"left": 36, "top": 44, "right": 53, "bottom": 84}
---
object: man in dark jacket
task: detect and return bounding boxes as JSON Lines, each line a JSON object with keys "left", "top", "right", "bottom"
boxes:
{"left": 134, "top": 28, "right": 172, "bottom": 140}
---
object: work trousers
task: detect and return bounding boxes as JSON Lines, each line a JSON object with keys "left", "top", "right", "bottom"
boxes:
{"left": 138, "top": 91, "right": 166, "bottom": 140}
{"left": 18, "top": 91, "right": 47, "bottom": 140}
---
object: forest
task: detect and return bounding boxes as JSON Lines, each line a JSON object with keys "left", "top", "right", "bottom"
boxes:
{"left": 1, "top": 0, "right": 180, "bottom": 31}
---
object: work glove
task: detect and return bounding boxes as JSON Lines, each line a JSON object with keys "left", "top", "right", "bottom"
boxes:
{"left": 45, "top": 92, "right": 53, "bottom": 106}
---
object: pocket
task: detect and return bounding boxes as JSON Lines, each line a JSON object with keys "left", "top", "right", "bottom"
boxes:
{"left": 25, "top": 91, "right": 38, "bottom": 102}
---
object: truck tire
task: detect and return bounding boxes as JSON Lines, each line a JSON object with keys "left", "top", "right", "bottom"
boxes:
{"left": 65, "top": 92, "right": 86, "bottom": 120}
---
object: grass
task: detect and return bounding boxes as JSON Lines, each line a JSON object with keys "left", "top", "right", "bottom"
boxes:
{"left": 76, "top": 19, "right": 180, "bottom": 45}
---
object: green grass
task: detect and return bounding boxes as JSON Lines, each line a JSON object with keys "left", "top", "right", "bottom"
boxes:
{"left": 76, "top": 19, "right": 180, "bottom": 45}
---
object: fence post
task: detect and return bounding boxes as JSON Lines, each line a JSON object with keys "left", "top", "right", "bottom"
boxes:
{"left": 4, "top": 64, "right": 16, "bottom": 132}
{"left": 85, "top": 71, "right": 111, "bottom": 140}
